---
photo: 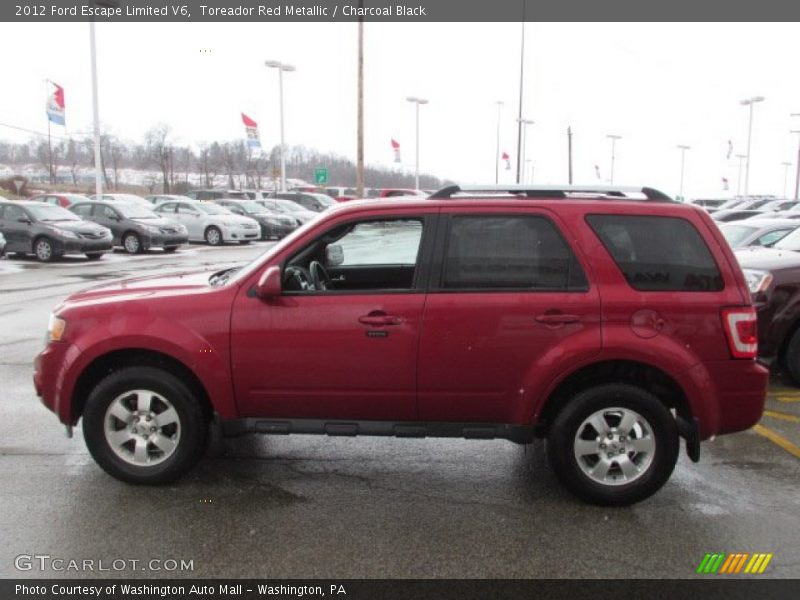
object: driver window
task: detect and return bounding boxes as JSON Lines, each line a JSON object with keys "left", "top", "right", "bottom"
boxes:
{"left": 285, "top": 218, "right": 424, "bottom": 293}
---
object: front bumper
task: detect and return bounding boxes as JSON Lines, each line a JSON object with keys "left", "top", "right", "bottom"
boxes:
{"left": 34, "top": 341, "right": 77, "bottom": 424}
{"left": 258, "top": 222, "right": 296, "bottom": 239}
{"left": 58, "top": 238, "right": 113, "bottom": 254}
{"left": 224, "top": 226, "right": 260, "bottom": 241}
{"left": 144, "top": 233, "right": 189, "bottom": 248}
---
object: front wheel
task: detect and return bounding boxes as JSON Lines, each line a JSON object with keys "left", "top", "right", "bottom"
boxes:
{"left": 547, "top": 383, "right": 679, "bottom": 506}
{"left": 163, "top": 246, "right": 178, "bottom": 253}
{"left": 82, "top": 366, "right": 208, "bottom": 484}
{"left": 86, "top": 252, "right": 105, "bottom": 260}
{"left": 122, "top": 232, "right": 143, "bottom": 254}
{"left": 204, "top": 226, "right": 222, "bottom": 246}
{"left": 34, "top": 237, "right": 59, "bottom": 262}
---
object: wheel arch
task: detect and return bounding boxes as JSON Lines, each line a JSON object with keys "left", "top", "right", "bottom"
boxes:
{"left": 536, "top": 360, "right": 691, "bottom": 435}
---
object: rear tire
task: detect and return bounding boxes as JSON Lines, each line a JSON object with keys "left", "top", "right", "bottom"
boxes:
{"left": 546, "top": 383, "right": 679, "bottom": 506}
{"left": 783, "top": 329, "right": 800, "bottom": 385}
{"left": 82, "top": 366, "right": 208, "bottom": 484}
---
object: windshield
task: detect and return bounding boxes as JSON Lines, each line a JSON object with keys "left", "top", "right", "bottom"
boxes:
{"left": 197, "top": 203, "right": 231, "bottom": 215}
{"left": 277, "top": 200, "right": 305, "bottom": 213}
{"left": 720, "top": 224, "right": 756, "bottom": 247}
{"left": 309, "top": 193, "right": 335, "bottom": 206}
{"left": 236, "top": 200, "right": 268, "bottom": 214}
{"left": 225, "top": 192, "right": 250, "bottom": 200}
{"left": 773, "top": 229, "right": 800, "bottom": 251}
{"left": 117, "top": 203, "right": 159, "bottom": 219}
{"left": 27, "top": 204, "right": 80, "bottom": 221}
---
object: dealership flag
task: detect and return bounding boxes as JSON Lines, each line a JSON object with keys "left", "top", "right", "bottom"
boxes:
{"left": 594, "top": 164, "right": 602, "bottom": 180}
{"left": 241, "top": 113, "right": 261, "bottom": 149}
{"left": 722, "top": 177, "right": 729, "bottom": 191}
{"left": 391, "top": 138, "right": 401, "bottom": 163}
{"left": 502, "top": 151, "right": 510, "bottom": 170}
{"left": 46, "top": 81, "right": 65, "bottom": 126}
{"left": 726, "top": 140, "right": 733, "bottom": 160}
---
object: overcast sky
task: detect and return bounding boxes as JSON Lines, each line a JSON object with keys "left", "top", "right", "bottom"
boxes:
{"left": 0, "top": 21, "right": 798, "bottom": 197}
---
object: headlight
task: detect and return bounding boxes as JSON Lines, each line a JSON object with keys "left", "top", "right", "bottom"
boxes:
{"left": 742, "top": 269, "right": 773, "bottom": 294}
{"left": 176, "top": 225, "right": 188, "bottom": 234}
{"left": 47, "top": 314, "right": 66, "bottom": 342}
{"left": 51, "top": 228, "right": 78, "bottom": 239}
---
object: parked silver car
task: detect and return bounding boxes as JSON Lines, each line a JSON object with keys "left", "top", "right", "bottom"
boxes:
{"left": 719, "top": 218, "right": 799, "bottom": 249}
{"left": 154, "top": 198, "right": 261, "bottom": 245}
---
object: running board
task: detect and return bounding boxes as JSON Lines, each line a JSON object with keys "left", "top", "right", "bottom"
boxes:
{"left": 221, "top": 418, "right": 536, "bottom": 444}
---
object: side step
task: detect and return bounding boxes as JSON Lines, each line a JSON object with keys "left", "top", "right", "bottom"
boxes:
{"left": 222, "top": 418, "right": 536, "bottom": 444}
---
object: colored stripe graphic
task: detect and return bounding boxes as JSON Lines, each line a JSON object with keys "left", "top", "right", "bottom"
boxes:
{"left": 697, "top": 552, "right": 772, "bottom": 574}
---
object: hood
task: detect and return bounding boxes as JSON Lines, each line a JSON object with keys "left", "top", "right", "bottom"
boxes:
{"left": 46, "top": 220, "right": 109, "bottom": 235}
{"left": 130, "top": 216, "right": 178, "bottom": 229}
{"left": 59, "top": 269, "right": 221, "bottom": 309}
{"left": 218, "top": 214, "right": 258, "bottom": 226}
{"left": 734, "top": 246, "right": 800, "bottom": 271}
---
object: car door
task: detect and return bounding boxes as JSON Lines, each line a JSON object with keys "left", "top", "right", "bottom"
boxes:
{"left": 0, "top": 204, "right": 34, "bottom": 252}
{"left": 177, "top": 203, "right": 204, "bottom": 238}
{"left": 95, "top": 204, "right": 123, "bottom": 244}
{"left": 230, "top": 210, "right": 437, "bottom": 421}
{"left": 416, "top": 208, "right": 601, "bottom": 424}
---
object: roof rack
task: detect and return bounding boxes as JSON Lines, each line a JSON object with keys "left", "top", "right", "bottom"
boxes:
{"left": 429, "top": 184, "right": 674, "bottom": 202}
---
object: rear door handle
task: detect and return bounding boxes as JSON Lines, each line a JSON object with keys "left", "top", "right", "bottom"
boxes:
{"left": 359, "top": 313, "right": 404, "bottom": 327}
{"left": 535, "top": 313, "right": 581, "bottom": 324}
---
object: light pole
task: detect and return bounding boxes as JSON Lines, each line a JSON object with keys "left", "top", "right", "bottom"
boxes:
{"left": 791, "top": 112, "right": 800, "bottom": 200}
{"left": 740, "top": 96, "right": 765, "bottom": 198}
{"left": 494, "top": 101, "right": 503, "bottom": 184}
{"left": 735, "top": 154, "right": 747, "bottom": 196}
{"left": 515, "top": 14, "right": 526, "bottom": 184}
{"left": 406, "top": 96, "right": 428, "bottom": 190}
{"left": 782, "top": 161, "right": 793, "bottom": 198}
{"left": 265, "top": 60, "right": 295, "bottom": 192}
{"left": 516, "top": 118, "right": 534, "bottom": 183}
{"left": 677, "top": 144, "right": 690, "bottom": 200}
{"left": 607, "top": 134, "right": 621, "bottom": 185}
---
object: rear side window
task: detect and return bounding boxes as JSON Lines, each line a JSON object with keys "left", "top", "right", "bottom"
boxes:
{"left": 441, "top": 215, "right": 588, "bottom": 291}
{"left": 586, "top": 215, "right": 723, "bottom": 291}
{"left": 71, "top": 204, "right": 93, "bottom": 217}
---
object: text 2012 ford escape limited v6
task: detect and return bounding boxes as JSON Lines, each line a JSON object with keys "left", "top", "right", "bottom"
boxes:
{"left": 33, "top": 185, "right": 768, "bottom": 506}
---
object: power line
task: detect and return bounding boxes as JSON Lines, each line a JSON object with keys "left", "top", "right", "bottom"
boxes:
{"left": 0, "top": 122, "right": 92, "bottom": 142}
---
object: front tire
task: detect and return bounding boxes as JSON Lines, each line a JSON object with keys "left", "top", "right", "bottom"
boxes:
{"left": 204, "top": 226, "right": 222, "bottom": 246}
{"left": 547, "top": 383, "right": 679, "bottom": 506}
{"left": 163, "top": 246, "right": 178, "bottom": 253}
{"left": 86, "top": 252, "right": 105, "bottom": 260}
{"left": 82, "top": 366, "right": 208, "bottom": 484}
{"left": 122, "top": 232, "right": 143, "bottom": 254}
{"left": 34, "top": 237, "right": 59, "bottom": 262}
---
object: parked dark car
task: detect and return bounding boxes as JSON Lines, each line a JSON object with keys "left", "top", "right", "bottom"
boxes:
{"left": 711, "top": 209, "right": 765, "bottom": 222}
{"left": 268, "top": 191, "right": 336, "bottom": 213}
{"left": 28, "top": 193, "right": 91, "bottom": 208}
{"left": 34, "top": 184, "right": 767, "bottom": 506}
{"left": 0, "top": 200, "right": 112, "bottom": 262}
{"left": 211, "top": 198, "right": 297, "bottom": 239}
{"left": 69, "top": 201, "right": 188, "bottom": 254}
{"left": 186, "top": 189, "right": 250, "bottom": 201}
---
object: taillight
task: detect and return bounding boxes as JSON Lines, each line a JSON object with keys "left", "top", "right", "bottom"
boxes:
{"left": 721, "top": 307, "right": 758, "bottom": 359}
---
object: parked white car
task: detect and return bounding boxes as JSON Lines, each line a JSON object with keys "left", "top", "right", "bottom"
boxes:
{"left": 154, "top": 198, "right": 260, "bottom": 245}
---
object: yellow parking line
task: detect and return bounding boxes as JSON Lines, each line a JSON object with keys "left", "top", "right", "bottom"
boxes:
{"left": 763, "top": 410, "right": 800, "bottom": 424}
{"left": 753, "top": 424, "right": 800, "bottom": 460}
{"left": 775, "top": 396, "right": 800, "bottom": 403}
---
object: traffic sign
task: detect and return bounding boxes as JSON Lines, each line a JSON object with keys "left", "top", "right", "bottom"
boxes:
{"left": 314, "top": 168, "right": 328, "bottom": 185}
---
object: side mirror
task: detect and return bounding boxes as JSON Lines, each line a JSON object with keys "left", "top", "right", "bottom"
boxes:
{"left": 17, "top": 217, "right": 32, "bottom": 225}
{"left": 326, "top": 244, "right": 344, "bottom": 267}
{"left": 255, "top": 266, "right": 282, "bottom": 300}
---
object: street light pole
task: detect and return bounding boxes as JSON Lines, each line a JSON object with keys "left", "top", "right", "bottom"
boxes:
{"left": 265, "top": 60, "right": 295, "bottom": 192}
{"left": 607, "top": 134, "right": 621, "bottom": 185}
{"left": 406, "top": 96, "right": 428, "bottom": 190}
{"left": 494, "top": 101, "right": 503, "bottom": 184}
{"left": 516, "top": 118, "right": 534, "bottom": 183}
{"left": 791, "top": 113, "right": 800, "bottom": 200}
{"left": 677, "top": 144, "right": 690, "bottom": 201}
{"left": 782, "top": 161, "right": 792, "bottom": 198}
{"left": 515, "top": 13, "right": 526, "bottom": 184}
{"left": 735, "top": 154, "right": 747, "bottom": 196}
{"left": 740, "top": 96, "right": 765, "bottom": 198}
{"left": 89, "top": 19, "right": 103, "bottom": 198}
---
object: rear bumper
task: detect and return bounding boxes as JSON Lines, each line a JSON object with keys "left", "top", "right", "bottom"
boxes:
{"left": 679, "top": 359, "right": 768, "bottom": 439}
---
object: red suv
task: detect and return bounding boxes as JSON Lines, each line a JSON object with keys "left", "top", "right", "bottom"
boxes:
{"left": 33, "top": 185, "right": 768, "bottom": 505}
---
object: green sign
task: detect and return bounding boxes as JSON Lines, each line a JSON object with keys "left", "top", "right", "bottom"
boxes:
{"left": 314, "top": 168, "right": 328, "bottom": 185}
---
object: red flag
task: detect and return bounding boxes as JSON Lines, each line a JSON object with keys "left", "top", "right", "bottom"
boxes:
{"left": 391, "top": 139, "right": 401, "bottom": 163}
{"left": 241, "top": 113, "right": 258, "bottom": 128}
{"left": 501, "top": 152, "right": 510, "bottom": 170}
{"left": 46, "top": 81, "right": 65, "bottom": 126}
{"left": 241, "top": 113, "right": 260, "bottom": 148}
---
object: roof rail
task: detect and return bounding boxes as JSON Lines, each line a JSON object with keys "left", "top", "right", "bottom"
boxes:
{"left": 429, "top": 184, "right": 674, "bottom": 202}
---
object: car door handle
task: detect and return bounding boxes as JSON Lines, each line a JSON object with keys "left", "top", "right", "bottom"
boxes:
{"left": 535, "top": 313, "right": 581, "bottom": 324}
{"left": 358, "top": 313, "right": 404, "bottom": 327}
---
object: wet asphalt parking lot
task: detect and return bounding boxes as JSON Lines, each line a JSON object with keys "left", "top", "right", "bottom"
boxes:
{"left": 0, "top": 244, "right": 798, "bottom": 579}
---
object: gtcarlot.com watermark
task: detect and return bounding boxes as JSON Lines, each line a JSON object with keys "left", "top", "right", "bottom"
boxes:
{"left": 14, "top": 554, "right": 194, "bottom": 573}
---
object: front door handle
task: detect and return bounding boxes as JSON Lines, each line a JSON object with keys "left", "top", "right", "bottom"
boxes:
{"left": 535, "top": 313, "right": 581, "bottom": 324}
{"left": 359, "top": 312, "right": 404, "bottom": 327}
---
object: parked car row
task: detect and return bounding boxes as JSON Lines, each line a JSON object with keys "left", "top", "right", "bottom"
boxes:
{"left": 1, "top": 190, "right": 328, "bottom": 262}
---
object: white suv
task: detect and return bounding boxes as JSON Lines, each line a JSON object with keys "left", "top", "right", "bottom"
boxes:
{"left": 155, "top": 198, "right": 260, "bottom": 245}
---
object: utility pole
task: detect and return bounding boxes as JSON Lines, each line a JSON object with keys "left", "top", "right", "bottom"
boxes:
{"left": 356, "top": 4, "right": 364, "bottom": 197}
{"left": 567, "top": 126, "right": 573, "bottom": 184}
{"left": 515, "top": 2, "right": 526, "bottom": 184}
{"left": 677, "top": 145, "right": 690, "bottom": 201}
{"left": 782, "top": 161, "right": 792, "bottom": 198}
{"left": 735, "top": 154, "right": 746, "bottom": 196}
{"left": 791, "top": 113, "right": 800, "bottom": 200}
{"left": 740, "top": 96, "right": 765, "bottom": 198}
{"left": 494, "top": 101, "right": 503, "bottom": 184}
{"left": 607, "top": 134, "right": 621, "bottom": 185}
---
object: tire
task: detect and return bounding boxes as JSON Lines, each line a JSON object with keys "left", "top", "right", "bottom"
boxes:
{"left": 163, "top": 246, "right": 178, "bottom": 253}
{"left": 239, "top": 240, "right": 251, "bottom": 245}
{"left": 122, "top": 232, "right": 142, "bottom": 254}
{"left": 546, "top": 383, "right": 679, "bottom": 506}
{"left": 82, "top": 366, "right": 208, "bottom": 484}
{"left": 86, "top": 252, "right": 105, "bottom": 260}
{"left": 783, "top": 329, "right": 800, "bottom": 384}
{"left": 204, "top": 226, "right": 222, "bottom": 246}
{"left": 34, "top": 237, "right": 59, "bottom": 263}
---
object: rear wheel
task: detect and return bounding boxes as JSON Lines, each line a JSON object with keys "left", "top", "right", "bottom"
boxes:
{"left": 34, "top": 237, "right": 58, "bottom": 262}
{"left": 783, "top": 329, "right": 800, "bottom": 384}
{"left": 204, "top": 226, "right": 222, "bottom": 246}
{"left": 547, "top": 383, "right": 679, "bottom": 506}
{"left": 122, "top": 232, "right": 142, "bottom": 254}
{"left": 82, "top": 366, "right": 208, "bottom": 484}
